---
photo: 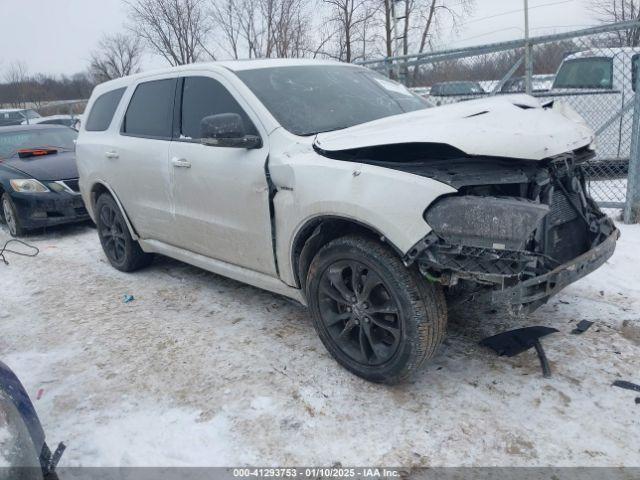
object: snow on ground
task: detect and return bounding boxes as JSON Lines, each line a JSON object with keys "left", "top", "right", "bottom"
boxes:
{"left": 0, "top": 221, "right": 639, "bottom": 467}
{"left": 0, "top": 425, "right": 9, "bottom": 468}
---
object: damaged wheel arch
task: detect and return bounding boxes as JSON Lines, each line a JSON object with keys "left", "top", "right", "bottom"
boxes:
{"left": 291, "top": 215, "right": 406, "bottom": 290}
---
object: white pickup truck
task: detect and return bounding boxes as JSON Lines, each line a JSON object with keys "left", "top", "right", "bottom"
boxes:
{"left": 547, "top": 47, "right": 640, "bottom": 178}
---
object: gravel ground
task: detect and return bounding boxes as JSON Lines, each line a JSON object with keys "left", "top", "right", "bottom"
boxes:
{"left": 0, "top": 221, "right": 639, "bottom": 467}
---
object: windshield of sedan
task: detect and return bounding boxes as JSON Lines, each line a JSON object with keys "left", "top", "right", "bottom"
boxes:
{"left": 0, "top": 127, "right": 77, "bottom": 159}
{"left": 236, "top": 65, "right": 431, "bottom": 136}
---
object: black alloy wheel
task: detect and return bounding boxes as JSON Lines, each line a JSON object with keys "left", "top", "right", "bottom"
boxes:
{"left": 95, "top": 194, "right": 153, "bottom": 272}
{"left": 306, "top": 235, "right": 448, "bottom": 384}
{"left": 317, "top": 259, "right": 401, "bottom": 366}
{"left": 99, "top": 201, "right": 127, "bottom": 264}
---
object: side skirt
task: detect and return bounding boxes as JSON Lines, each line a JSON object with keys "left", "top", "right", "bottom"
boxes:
{"left": 138, "top": 238, "right": 307, "bottom": 305}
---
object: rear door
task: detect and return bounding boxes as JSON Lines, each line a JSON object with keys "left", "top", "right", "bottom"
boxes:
{"left": 113, "top": 78, "right": 178, "bottom": 243}
{"left": 167, "top": 74, "right": 276, "bottom": 276}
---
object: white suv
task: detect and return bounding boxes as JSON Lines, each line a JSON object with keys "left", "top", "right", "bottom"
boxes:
{"left": 77, "top": 59, "right": 618, "bottom": 383}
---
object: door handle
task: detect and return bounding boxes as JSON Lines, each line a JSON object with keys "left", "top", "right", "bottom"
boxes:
{"left": 171, "top": 157, "right": 191, "bottom": 168}
{"left": 105, "top": 151, "right": 119, "bottom": 159}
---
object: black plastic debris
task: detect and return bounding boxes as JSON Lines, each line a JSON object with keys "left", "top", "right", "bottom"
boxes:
{"left": 480, "top": 326, "right": 559, "bottom": 378}
{"left": 612, "top": 380, "right": 640, "bottom": 393}
{"left": 572, "top": 320, "right": 594, "bottom": 334}
{"left": 636, "top": 397, "right": 640, "bottom": 405}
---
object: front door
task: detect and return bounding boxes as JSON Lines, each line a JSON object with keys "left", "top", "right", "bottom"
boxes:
{"left": 168, "top": 75, "right": 276, "bottom": 276}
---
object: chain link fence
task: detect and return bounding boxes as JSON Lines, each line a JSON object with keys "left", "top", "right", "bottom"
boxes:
{"left": 357, "top": 21, "right": 640, "bottom": 221}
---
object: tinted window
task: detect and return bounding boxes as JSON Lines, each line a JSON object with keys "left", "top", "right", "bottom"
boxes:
{"left": 85, "top": 88, "right": 125, "bottom": 131}
{"left": 236, "top": 66, "right": 428, "bottom": 136}
{"left": 633, "top": 54, "right": 640, "bottom": 92}
{"left": 123, "top": 79, "right": 176, "bottom": 138}
{"left": 180, "top": 76, "right": 257, "bottom": 139}
{"left": 554, "top": 57, "right": 613, "bottom": 89}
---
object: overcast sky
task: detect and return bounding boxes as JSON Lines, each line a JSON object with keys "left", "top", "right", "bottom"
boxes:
{"left": 1, "top": 0, "right": 598, "bottom": 76}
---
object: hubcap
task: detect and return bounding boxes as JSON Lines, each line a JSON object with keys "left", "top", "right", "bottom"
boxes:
{"left": 99, "top": 204, "right": 126, "bottom": 263}
{"left": 317, "top": 260, "right": 401, "bottom": 366}
{"left": 2, "top": 198, "right": 16, "bottom": 235}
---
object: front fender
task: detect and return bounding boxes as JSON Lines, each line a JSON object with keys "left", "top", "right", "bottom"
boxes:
{"left": 271, "top": 157, "right": 456, "bottom": 286}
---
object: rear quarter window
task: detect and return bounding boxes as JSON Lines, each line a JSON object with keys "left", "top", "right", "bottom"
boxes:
{"left": 122, "top": 79, "right": 176, "bottom": 139}
{"left": 85, "top": 88, "right": 126, "bottom": 132}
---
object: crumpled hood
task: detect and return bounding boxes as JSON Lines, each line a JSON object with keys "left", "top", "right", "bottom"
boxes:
{"left": 314, "top": 94, "right": 594, "bottom": 161}
{"left": 2, "top": 150, "right": 78, "bottom": 181}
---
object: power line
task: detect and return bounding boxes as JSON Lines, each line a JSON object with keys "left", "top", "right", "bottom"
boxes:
{"left": 445, "top": 23, "right": 597, "bottom": 47}
{"left": 458, "top": 0, "right": 575, "bottom": 27}
{"left": 446, "top": 0, "right": 583, "bottom": 48}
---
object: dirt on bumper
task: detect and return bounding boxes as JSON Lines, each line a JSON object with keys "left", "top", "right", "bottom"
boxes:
{"left": 12, "top": 191, "right": 90, "bottom": 229}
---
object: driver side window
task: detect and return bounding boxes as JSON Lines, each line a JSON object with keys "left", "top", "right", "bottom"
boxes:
{"left": 179, "top": 76, "right": 258, "bottom": 140}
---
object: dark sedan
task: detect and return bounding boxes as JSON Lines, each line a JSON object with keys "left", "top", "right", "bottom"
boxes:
{"left": 0, "top": 125, "right": 89, "bottom": 236}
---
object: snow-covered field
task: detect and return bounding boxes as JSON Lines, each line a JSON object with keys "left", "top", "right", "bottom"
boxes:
{"left": 0, "top": 221, "right": 639, "bottom": 467}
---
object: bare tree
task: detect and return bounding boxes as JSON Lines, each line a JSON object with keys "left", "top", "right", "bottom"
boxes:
{"left": 262, "top": 0, "right": 311, "bottom": 57}
{"left": 408, "top": 0, "right": 474, "bottom": 84}
{"left": 3, "top": 61, "right": 29, "bottom": 108}
{"left": 590, "top": 0, "right": 640, "bottom": 46}
{"left": 323, "top": 0, "right": 375, "bottom": 62}
{"left": 210, "top": 0, "right": 243, "bottom": 58}
{"left": 210, "top": 0, "right": 311, "bottom": 58}
{"left": 89, "top": 33, "right": 144, "bottom": 83}
{"left": 127, "top": 0, "right": 214, "bottom": 65}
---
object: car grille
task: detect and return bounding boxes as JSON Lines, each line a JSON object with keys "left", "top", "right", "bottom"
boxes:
{"left": 548, "top": 190, "right": 579, "bottom": 227}
{"left": 544, "top": 185, "right": 589, "bottom": 265}
{"left": 62, "top": 178, "right": 80, "bottom": 193}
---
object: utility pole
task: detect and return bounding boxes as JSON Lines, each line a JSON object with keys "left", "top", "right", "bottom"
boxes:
{"left": 391, "top": 0, "right": 401, "bottom": 80}
{"left": 524, "top": 0, "right": 533, "bottom": 94}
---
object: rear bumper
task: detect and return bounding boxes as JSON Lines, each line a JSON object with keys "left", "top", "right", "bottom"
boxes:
{"left": 492, "top": 228, "right": 619, "bottom": 310}
{"left": 10, "top": 191, "right": 90, "bottom": 229}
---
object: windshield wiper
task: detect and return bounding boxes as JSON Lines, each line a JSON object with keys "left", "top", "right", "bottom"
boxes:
{"left": 308, "top": 125, "right": 354, "bottom": 136}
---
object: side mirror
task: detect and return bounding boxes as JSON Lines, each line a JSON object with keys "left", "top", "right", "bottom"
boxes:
{"left": 200, "top": 113, "right": 262, "bottom": 149}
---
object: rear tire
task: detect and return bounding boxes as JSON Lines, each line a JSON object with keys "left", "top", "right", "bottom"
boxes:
{"left": 306, "top": 235, "right": 448, "bottom": 384}
{"left": 1, "top": 193, "right": 24, "bottom": 237}
{"left": 95, "top": 194, "right": 153, "bottom": 272}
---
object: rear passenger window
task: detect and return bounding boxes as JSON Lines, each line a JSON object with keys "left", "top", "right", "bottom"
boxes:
{"left": 85, "top": 88, "right": 125, "bottom": 132}
{"left": 180, "top": 76, "right": 258, "bottom": 140}
{"left": 122, "top": 79, "right": 176, "bottom": 138}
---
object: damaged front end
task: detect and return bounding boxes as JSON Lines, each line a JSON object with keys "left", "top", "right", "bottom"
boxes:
{"left": 407, "top": 147, "right": 618, "bottom": 312}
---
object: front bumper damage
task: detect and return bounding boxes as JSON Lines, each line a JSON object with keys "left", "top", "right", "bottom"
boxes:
{"left": 491, "top": 228, "right": 618, "bottom": 309}
{"left": 407, "top": 148, "right": 619, "bottom": 312}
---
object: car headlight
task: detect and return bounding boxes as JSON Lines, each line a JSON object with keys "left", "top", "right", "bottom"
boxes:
{"left": 47, "top": 182, "right": 67, "bottom": 193}
{"left": 9, "top": 179, "right": 50, "bottom": 193}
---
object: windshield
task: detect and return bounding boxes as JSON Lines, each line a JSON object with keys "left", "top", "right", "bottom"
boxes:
{"left": 432, "top": 82, "right": 484, "bottom": 95}
{"left": 554, "top": 57, "right": 613, "bottom": 89}
{"left": 0, "top": 127, "right": 77, "bottom": 159}
{"left": 236, "top": 65, "right": 430, "bottom": 136}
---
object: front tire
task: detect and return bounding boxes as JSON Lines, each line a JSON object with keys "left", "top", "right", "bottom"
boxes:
{"left": 1, "top": 193, "right": 24, "bottom": 237}
{"left": 95, "top": 194, "right": 153, "bottom": 272}
{"left": 306, "top": 235, "right": 448, "bottom": 384}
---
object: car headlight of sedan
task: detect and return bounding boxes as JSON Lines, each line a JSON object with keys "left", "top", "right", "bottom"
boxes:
{"left": 9, "top": 179, "right": 50, "bottom": 193}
